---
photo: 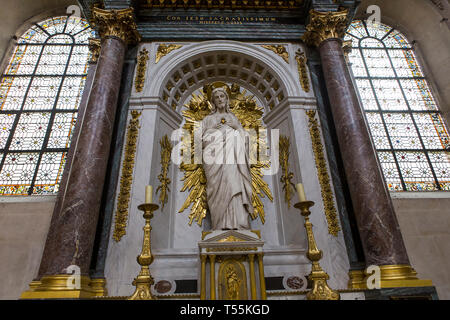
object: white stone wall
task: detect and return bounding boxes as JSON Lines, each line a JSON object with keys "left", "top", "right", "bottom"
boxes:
{"left": 0, "top": 196, "right": 55, "bottom": 299}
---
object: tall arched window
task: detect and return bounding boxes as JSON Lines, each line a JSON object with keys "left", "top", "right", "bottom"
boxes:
{"left": 0, "top": 16, "right": 93, "bottom": 195}
{"left": 344, "top": 20, "right": 450, "bottom": 192}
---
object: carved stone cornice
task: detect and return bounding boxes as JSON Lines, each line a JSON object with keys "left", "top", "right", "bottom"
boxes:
{"left": 88, "top": 38, "right": 102, "bottom": 63}
{"left": 302, "top": 9, "right": 349, "bottom": 48}
{"left": 92, "top": 7, "right": 141, "bottom": 44}
{"left": 142, "top": 0, "right": 304, "bottom": 10}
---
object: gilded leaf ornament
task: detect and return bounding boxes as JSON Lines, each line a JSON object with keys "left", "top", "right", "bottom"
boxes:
{"left": 155, "top": 44, "right": 183, "bottom": 64}
{"left": 113, "top": 111, "right": 142, "bottom": 242}
{"left": 261, "top": 45, "right": 289, "bottom": 64}
{"left": 302, "top": 9, "right": 349, "bottom": 48}
{"left": 135, "top": 48, "right": 150, "bottom": 93}
{"left": 295, "top": 49, "right": 310, "bottom": 93}
{"left": 178, "top": 82, "right": 273, "bottom": 227}
{"left": 306, "top": 110, "right": 340, "bottom": 237}
{"left": 156, "top": 135, "right": 173, "bottom": 209}
{"left": 279, "top": 135, "right": 296, "bottom": 208}
{"left": 342, "top": 40, "right": 353, "bottom": 62}
{"left": 92, "top": 7, "right": 141, "bottom": 44}
{"left": 88, "top": 38, "right": 101, "bottom": 63}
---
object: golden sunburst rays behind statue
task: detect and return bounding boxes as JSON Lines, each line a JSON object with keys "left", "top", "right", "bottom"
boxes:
{"left": 178, "top": 82, "right": 273, "bottom": 227}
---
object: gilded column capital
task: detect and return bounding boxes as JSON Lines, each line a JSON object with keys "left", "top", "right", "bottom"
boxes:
{"left": 88, "top": 38, "right": 101, "bottom": 63}
{"left": 92, "top": 7, "right": 141, "bottom": 44}
{"left": 302, "top": 9, "right": 349, "bottom": 48}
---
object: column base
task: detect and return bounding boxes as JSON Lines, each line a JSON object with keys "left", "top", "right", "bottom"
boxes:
{"left": 21, "top": 275, "right": 108, "bottom": 299}
{"left": 88, "top": 278, "right": 108, "bottom": 297}
{"left": 348, "top": 265, "right": 433, "bottom": 289}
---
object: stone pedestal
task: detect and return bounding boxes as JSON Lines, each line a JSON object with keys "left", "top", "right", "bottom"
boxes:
{"left": 198, "top": 230, "right": 266, "bottom": 300}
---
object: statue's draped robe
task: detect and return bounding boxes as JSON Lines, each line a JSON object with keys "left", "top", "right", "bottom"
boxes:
{"left": 201, "top": 111, "right": 253, "bottom": 230}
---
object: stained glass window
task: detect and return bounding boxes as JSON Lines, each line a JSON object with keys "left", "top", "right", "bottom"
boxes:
{"left": 0, "top": 16, "right": 93, "bottom": 195}
{"left": 345, "top": 21, "right": 450, "bottom": 192}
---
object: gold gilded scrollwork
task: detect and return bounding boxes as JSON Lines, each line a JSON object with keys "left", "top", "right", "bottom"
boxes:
{"left": 218, "top": 235, "right": 245, "bottom": 243}
{"left": 113, "top": 111, "right": 142, "bottom": 242}
{"left": 135, "top": 48, "right": 150, "bottom": 93}
{"left": 88, "top": 38, "right": 101, "bottom": 63}
{"left": 178, "top": 82, "right": 273, "bottom": 227}
{"left": 261, "top": 45, "right": 289, "bottom": 64}
{"left": 156, "top": 135, "right": 173, "bottom": 209}
{"left": 92, "top": 7, "right": 141, "bottom": 44}
{"left": 306, "top": 110, "right": 340, "bottom": 237}
{"left": 342, "top": 40, "right": 353, "bottom": 62}
{"left": 279, "top": 135, "right": 295, "bottom": 208}
{"left": 155, "top": 44, "right": 183, "bottom": 64}
{"left": 302, "top": 9, "right": 349, "bottom": 48}
{"left": 295, "top": 49, "right": 310, "bottom": 93}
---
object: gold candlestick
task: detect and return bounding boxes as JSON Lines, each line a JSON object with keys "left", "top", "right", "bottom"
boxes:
{"left": 294, "top": 201, "right": 340, "bottom": 300}
{"left": 128, "top": 203, "right": 159, "bottom": 300}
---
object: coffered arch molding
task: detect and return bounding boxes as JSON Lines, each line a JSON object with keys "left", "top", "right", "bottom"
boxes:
{"left": 146, "top": 40, "right": 302, "bottom": 113}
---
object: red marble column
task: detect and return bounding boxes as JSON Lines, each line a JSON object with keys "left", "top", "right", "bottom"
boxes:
{"left": 38, "top": 36, "right": 127, "bottom": 278}
{"left": 318, "top": 38, "right": 410, "bottom": 266}
{"left": 47, "top": 39, "right": 100, "bottom": 242}
{"left": 303, "top": 10, "right": 411, "bottom": 268}
{"left": 34, "top": 8, "right": 140, "bottom": 285}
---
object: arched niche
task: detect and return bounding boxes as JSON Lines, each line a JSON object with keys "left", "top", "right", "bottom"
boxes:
{"left": 144, "top": 40, "right": 302, "bottom": 115}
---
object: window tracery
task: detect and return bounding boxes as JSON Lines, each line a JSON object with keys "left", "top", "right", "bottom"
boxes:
{"left": 0, "top": 16, "right": 93, "bottom": 195}
{"left": 345, "top": 20, "right": 450, "bottom": 191}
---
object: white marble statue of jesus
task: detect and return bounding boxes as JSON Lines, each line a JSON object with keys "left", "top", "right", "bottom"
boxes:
{"left": 200, "top": 87, "right": 254, "bottom": 230}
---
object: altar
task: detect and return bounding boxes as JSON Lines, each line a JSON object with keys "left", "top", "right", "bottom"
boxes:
{"left": 19, "top": 1, "right": 436, "bottom": 302}
{"left": 102, "top": 40, "right": 352, "bottom": 300}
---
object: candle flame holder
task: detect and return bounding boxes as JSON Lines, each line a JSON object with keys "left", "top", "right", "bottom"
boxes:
{"left": 294, "top": 201, "right": 340, "bottom": 300}
{"left": 128, "top": 203, "right": 159, "bottom": 300}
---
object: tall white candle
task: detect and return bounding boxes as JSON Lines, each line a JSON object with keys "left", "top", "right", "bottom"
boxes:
{"left": 145, "top": 185, "right": 153, "bottom": 204}
{"left": 296, "top": 183, "right": 307, "bottom": 202}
